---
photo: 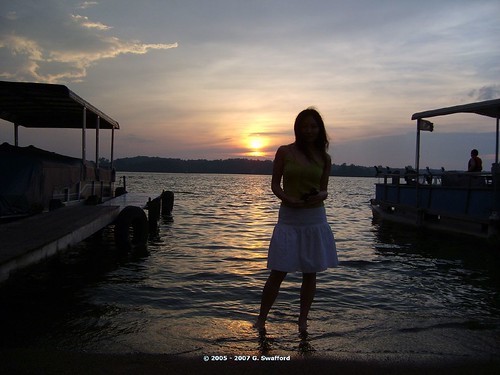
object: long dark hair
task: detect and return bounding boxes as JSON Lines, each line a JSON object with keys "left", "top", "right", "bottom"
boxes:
{"left": 294, "top": 108, "right": 330, "bottom": 161}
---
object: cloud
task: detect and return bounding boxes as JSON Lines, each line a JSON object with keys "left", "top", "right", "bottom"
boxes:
{"left": 1, "top": 0, "right": 498, "bottom": 165}
{"left": 71, "top": 14, "right": 112, "bottom": 31}
{"left": 467, "top": 85, "right": 500, "bottom": 101}
{"left": 78, "top": 1, "right": 98, "bottom": 10}
{"left": 0, "top": 1, "right": 177, "bottom": 83}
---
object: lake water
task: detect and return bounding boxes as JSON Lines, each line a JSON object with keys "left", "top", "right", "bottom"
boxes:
{"left": 1, "top": 173, "right": 499, "bottom": 363}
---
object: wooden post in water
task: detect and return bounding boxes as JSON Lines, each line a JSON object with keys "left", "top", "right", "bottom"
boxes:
{"left": 147, "top": 196, "right": 161, "bottom": 232}
{"left": 161, "top": 191, "right": 174, "bottom": 222}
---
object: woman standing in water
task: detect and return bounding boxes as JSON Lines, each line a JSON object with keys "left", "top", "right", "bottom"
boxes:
{"left": 254, "top": 108, "right": 338, "bottom": 335}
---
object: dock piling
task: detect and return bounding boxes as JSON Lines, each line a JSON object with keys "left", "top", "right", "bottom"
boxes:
{"left": 161, "top": 191, "right": 174, "bottom": 222}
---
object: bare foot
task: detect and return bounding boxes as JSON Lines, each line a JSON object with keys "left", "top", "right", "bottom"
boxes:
{"left": 253, "top": 318, "right": 266, "bottom": 333}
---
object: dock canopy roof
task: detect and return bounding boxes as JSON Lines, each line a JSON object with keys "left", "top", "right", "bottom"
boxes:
{"left": 411, "top": 98, "right": 500, "bottom": 120}
{"left": 0, "top": 81, "right": 119, "bottom": 130}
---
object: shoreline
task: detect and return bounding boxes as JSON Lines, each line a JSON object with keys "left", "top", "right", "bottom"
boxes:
{"left": 2, "top": 348, "right": 499, "bottom": 375}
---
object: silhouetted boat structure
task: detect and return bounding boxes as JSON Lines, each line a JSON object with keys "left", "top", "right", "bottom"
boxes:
{"left": 0, "top": 81, "right": 173, "bottom": 282}
{"left": 371, "top": 98, "right": 500, "bottom": 241}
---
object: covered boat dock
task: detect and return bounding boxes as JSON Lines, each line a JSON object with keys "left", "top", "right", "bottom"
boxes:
{"left": 0, "top": 81, "right": 169, "bottom": 282}
{"left": 371, "top": 98, "right": 500, "bottom": 240}
{"left": 0, "top": 80, "right": 119, "bottom": 162}
{"left": 0, "top": 81, "right": 120, "bottom": 216}
{"left": 412, "top": 98, "right": 500, "bottom": 174}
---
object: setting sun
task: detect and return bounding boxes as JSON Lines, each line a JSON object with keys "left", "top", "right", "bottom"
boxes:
{"left": 245, "top": 135, "right": 269, "bottom": 158}
{"left": 249, "top": 137, "right": 264, "bottom": 150}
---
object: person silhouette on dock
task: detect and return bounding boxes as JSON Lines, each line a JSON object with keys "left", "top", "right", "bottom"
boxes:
{"left": 468, "top": 149, "right": 483, "bottom": 172}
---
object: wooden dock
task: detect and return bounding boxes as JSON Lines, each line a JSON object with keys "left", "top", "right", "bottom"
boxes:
{"left": 0, "top": 192, "right": 161, "bottom": 283}
{"left": 0, "top": 205, "right": 119, "bottom": 282}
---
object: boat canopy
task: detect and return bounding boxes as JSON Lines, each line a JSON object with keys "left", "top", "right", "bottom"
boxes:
{"left": 411, "top": 98, "right": 500, "bottom": 170}
{"left": 411, "top": 98, "right": 500, "bottom": 120}
{"left": 0, "top": 80, "right": 119, "bottom": 167}
{"left": 0, "top": 81, "right": 119, "bottom": 130}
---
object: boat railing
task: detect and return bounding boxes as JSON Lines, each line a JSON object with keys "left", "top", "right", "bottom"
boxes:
{"left": 377, "top": 170, "right": 496, "bottom": 189}
{"left": 50, "top": 163, "right": 116, "bottom": 207}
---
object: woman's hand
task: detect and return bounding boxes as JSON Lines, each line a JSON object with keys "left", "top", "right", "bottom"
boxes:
{"left": 282, "top": 195, "right": 307, "bottom": 208}
{"left": 304, "top": 190, "right": 328, "bottom": 206}
{"left": 280, "top": 190, "right": 328, "bottom": 208}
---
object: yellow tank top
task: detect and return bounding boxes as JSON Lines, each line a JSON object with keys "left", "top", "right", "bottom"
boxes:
{"left": 282, "top": 154, "right": 324, "bottom": 206}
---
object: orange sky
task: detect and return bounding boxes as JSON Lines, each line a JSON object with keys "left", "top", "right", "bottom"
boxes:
{"left": 1, "top": 1, "right": 499, "bottom": 170}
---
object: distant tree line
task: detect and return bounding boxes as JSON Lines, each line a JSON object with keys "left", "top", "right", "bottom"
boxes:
{"left": 114, "top": 156, "right": 273, "bottom": 175}
{"left": 332, "top": 163, "right": 378, "bottom": 177}
{"left": 112, "top": 156, "right": 381, "bottom": 177}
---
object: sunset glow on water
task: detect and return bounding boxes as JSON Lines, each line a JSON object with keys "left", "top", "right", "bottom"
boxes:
{"left": 1, "top": 173, "right": 499, "bottom": 362}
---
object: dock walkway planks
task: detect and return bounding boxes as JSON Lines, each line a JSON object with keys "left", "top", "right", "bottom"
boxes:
{"left": 0, "top": 205, "right": 120, "bottom": 282}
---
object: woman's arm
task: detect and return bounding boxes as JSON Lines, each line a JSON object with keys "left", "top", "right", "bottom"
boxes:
{"left": 320, "top": 153, "right": 332, "bottom": 192}
{"left": 306, "top": 153, "right": 331, "bottom": 205}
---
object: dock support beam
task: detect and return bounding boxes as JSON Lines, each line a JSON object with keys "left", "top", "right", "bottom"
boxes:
{"left": 82, "top": 107, "right": 87, "bottom": 163}
{"left": 111, "top": 128, "right": 115, "bottom": 171}
{"left": 496, "top": 117, "right": 499, "bottom": 165}
{"left": 14, "top": 123, "right": 19, "bottom": 146}
{"left": 96, "top": 115, "right": 100, "bottom": 169}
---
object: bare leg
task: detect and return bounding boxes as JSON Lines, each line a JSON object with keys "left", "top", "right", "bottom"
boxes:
{"left": 254, "top": 270, "right": 287, "bottom": 332}
{"left": 298, "top": 272, "right": 316, "bottom": 333}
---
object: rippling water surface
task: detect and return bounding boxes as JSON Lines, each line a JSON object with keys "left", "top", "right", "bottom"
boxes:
{"left": 1, "top": 173, "right": 499, "bottom": 362}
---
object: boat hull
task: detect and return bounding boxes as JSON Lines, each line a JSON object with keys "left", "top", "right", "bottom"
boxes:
{"left": 371, "top": 199, "right": 499, "bottom": 239}
{"left": 371, "top": 176, "right": 500, "bottom": 240}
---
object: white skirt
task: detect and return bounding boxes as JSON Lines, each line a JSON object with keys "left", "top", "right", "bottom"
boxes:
{"left": 267, "top": 205, "right": 338, "bottom": 273}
